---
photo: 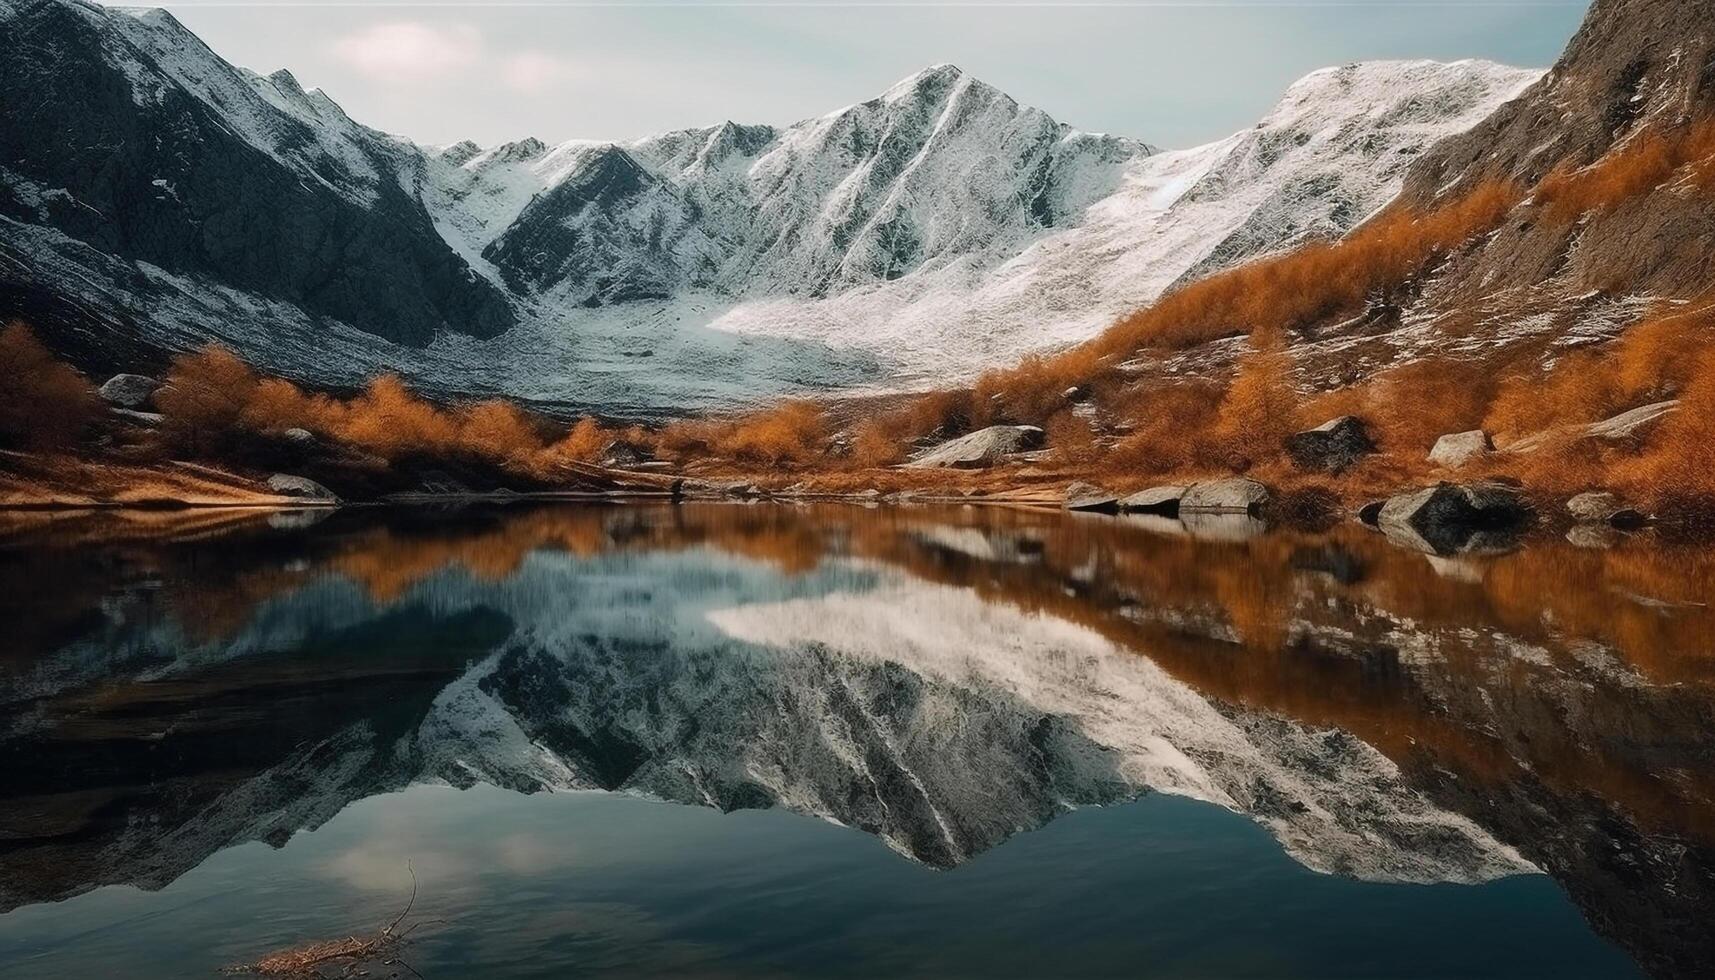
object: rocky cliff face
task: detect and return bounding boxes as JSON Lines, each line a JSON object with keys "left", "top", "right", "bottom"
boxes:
{"left": 0, "top": 0, "right": 515, "bottom": 350}
{"left": 0, "top": 0, "right": 1538, "bottom": 408}
{"left": 1389, "top": 0, "right": 1715, "bottom": 346}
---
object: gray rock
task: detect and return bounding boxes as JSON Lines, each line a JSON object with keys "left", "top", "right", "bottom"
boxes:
{"left": 1063, "top": 482, "right": 1122, "bottom": 513}
{"left": 109, "top": 408, "right": 164, "bottom": 428}
{"left": 98, "top": 374, "right": 161, "bottom": 410}
{"left": 280, "top": 427, "right": 316, "bottom": 445}
{"left": 1507, "top": 401, "right": 1680, "bottom": 454}
{"left": 1356, "top": 500, "right": 1386, "bottom": 526}
{"left": 1377, "top": 482, "right": 1532, "bottom": 555}
{"left": 1429, "top": 430, "right": 1492, "bottom": 467}
{"left": 905, "top": 426, "right": 1045, "bottom": 469}
{"left": 265, "top": 473, "right": 340, "bottom": 503}
{"left": 1180, "top": 478, "right": 1271, "bottom": 515}
{"left": 1566, "top": 491, "right": 1645, "bottom": 527}
{"left": 1118, "top": 485, "right": 1186, "bottom": 515}
{"left": 1285, "top": 416, "right": 1375, "bottom": 474}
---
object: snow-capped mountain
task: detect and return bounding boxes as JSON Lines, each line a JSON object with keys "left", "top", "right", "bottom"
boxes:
{"left": 0, "top": 0, "right": 1536, "bottom": 411}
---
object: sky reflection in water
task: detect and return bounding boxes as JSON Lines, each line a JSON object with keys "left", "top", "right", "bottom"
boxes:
{"left": 1, "top": 502, "right": 1710, "bottom": 978}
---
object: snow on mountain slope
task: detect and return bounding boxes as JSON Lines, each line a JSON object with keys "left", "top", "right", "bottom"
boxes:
{"left": 705, "top": 60, "right": 1541, "bottom": 378}
{"left": 0, "top": 0, "right": 1539, "bottom": 409}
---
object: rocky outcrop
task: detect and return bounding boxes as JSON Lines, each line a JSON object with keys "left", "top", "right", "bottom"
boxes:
{"left": 265, "top": 473, "right": 339, "bottom": 503}
{"left": 1429, "top": 430, "right": 1492, "bottom": 468}
{"left": 905, "top": 425, "right": 1043, "bottom": 469}
{"left": 1566, "top": 491, "right": 1646, "bottom": 527}
{"left": 1180, "top": 478, "right": 1271, "bottom": 515}
{"left": 1285, "top": 417, "right": 1375, "bottom": 474}
{"left": 1508, "top": 401, "right": 1681, "bottom": 454}
{"left": 1063, "top": 482, "right": 1122, "bottom": 513}
{"left": 1119, "top": 486, "right": 1185, "bottom": 516}
{"left": 1377, "top": 482, "right": 1533, "bottom": 555}
{"left": 97, "top": 373, "right": 160, "bottom": 410}
{"left": 0, "top": 0, "right": 513, "bottom": 352}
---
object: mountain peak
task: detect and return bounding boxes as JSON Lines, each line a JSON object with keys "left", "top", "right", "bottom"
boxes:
{"left": 882, "top": 63, "right": 970, "bottom": 103}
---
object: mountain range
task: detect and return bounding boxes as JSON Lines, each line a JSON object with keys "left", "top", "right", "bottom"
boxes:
{"left": 0, "top": 0, "right": 1535, "bottom": 412}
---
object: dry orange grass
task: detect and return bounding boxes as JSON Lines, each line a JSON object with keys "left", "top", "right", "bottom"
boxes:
{"left": 546, "top": 417, "right": 612, "bottom": 464}
{"left": 1537, "top": 118, "right": 1715, "bottom": 222}
{"left": 1483, "top": 349, "right": 1625, "bottom": 444}
{"left": 1619, "top": 348, "right": 1715, "bottom": 501}
{"left": 456, "top": 399, "right": 545, "bottom": 463}
{"left": 1211, "top": 343, "right": 1300, "bottom": 468}
{"left": 892, "top": 179, "right": 1519, "bottom": 440}
{"left": 156, "top": 345, "right": 261, "bottom": 454}
{"left": 1104, "top": 380, "right": 1226, "bottom": 476}
{"left": 0, "top": 322, "right": 101, "bottom": 452}
{"left": 715, "top": 400, "right": 828, "bottom": 467}
{"left": 1091, "top": 179, "right": 1520, "bottom": 360}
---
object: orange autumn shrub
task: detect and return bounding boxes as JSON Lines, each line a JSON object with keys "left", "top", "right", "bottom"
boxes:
{"left": 1537, "top": 119, "right": 1715, "bottom": 222}
{"left": 849, "top": 420, "right": 905, "bottom": 468}
{"left": 1104, "top": 380, "right": 1226, "bottom": 476}
{"left": 1483, "top": 349, "right": 1626, "bottom": 444}
{"left": 1620, "top": 349, "right": 1715, "bottom": 501}
{"left": 456, "top": 399, "right": 543, "bottom": 462}
{"left": 547, "top": 417, "right": 613, "bottom": 464}
{"left": 714, "top": 400, "right": 828, "bottom": 467}
{"left": 1212, "top": 344, "right": 1300, "bottom": 467}
{"left": 239, "top": 377, "right": 318, "bottom": 433}
{"left": 1090, "top": 179, "right": 1520, "bottom": 359}
{"left": 1612, "top": 302, "right": 1715, "bottom": 402}
{"left": 157, "top": 344, "right": 261, "bottom": 454}
{"left": 1045, "top": 408, "right": 1098, "bottom": 466}
{"left": 337, "top": 374, "right": 459, "bottom": 460}
{"left": 0, "top": 322, "right": 101, "bottom": 451}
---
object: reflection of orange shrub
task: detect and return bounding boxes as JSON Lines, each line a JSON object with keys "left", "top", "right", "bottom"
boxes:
{"left": 0, "top": 323, "right": 101, "bottom": 451}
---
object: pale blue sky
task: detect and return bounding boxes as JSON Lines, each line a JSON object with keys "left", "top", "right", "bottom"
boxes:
{"left": 137, "top": 0, "right": 1591, "bottom": 149}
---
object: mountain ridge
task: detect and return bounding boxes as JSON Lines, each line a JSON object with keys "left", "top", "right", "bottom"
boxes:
{"left": 0, "top": 0, "right": 1536, "bottom": 411}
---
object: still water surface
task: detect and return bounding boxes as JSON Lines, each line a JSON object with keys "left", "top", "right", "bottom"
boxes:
{"left": 1, "top": 502, "right": 1711, "bottom": 978}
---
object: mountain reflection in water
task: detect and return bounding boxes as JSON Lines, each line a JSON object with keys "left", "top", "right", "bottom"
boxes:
{"left": 1, "top": 503, "right": 1711, "bottom": 978}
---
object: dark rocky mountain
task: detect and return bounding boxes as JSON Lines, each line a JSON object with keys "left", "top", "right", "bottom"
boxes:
{"left": 1399, "top": 0, "right": 1715, "bottom": 322}
{"left": 0, "top": 0, "right": 514, "bottom": 354}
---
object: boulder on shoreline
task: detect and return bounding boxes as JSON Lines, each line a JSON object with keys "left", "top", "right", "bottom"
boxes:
{"left": 1429, "top": 430, "right": 1492, "bottom": 468}
{"left": 1181, "top": 478, "right": 1271, "bottom": 515}
{"left": 905, "top": 425, "right": 1045, "bottom": 469}
{"left": 98, "top": 374, "right": 162, "bottom": 410}
{"left": 1119, "top": 485, "right": 1186, "bottom": 516}
{"left": 265, "top": 473, "right": 340, "bottom": 503}
{"left": 1566, "top": 491, "right": 1646, "bottom": 527}
{"left": 1063, "top": 482, "right": 1122, "bottom": 513}
{"left": 1377, "top": 481, "right": 1532, "bottom": 555}
{"left": 1285, "top": 417, "right": 1375, "bottom": 474}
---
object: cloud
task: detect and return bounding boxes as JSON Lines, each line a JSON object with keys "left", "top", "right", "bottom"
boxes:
{"left": 330, "top": 21, "right": 484, "bottom": 82}
{"left": 500, "top": 51, "right": 575, "bottom": 94}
